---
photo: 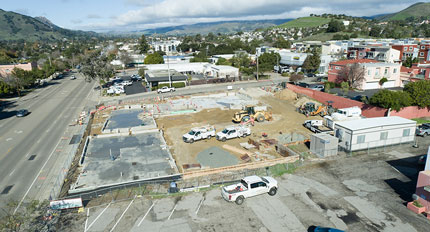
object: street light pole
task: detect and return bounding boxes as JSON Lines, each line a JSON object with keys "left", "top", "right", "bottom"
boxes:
{"left": 256, "top": 53, "right": 259, "bottom": 81}
{"left": 167, "top": 52, "right": 171, "bottom": 87}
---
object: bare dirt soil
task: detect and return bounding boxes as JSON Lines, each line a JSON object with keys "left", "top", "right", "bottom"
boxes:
{"left": 156, "top": 90, "right": 323, "bottom": 173}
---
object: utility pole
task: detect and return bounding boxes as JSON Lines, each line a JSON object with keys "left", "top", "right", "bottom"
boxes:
{"left": 167, "top": 52, "right": 171, "bottom": 87}
{"left": 256, "top": 53, "right": 259, "bottom": 81}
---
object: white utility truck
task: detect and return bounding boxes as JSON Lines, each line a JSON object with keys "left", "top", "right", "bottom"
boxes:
{"left": 221, "top": 175, "right": 278, "bottom": 205}
{"left": 157, "top": 86, "right": 175, "bottom": 93}
{"left": 216, "top": 125, "right": 251, "bottom": 142}
{"left": 304, "top": 120, "right": 332, "bottom": 133}
{"left": 183, "top": 125, "right": 216, "bottom": 143}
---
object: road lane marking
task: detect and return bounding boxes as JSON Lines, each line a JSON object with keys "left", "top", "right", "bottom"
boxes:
{"left": 86, "top": 203, "right": 111, "bottom": 231}
{"left": 110, "top": 196, "right": 135, "bottom": 232}
{"left": 138, "top": 201, "right": 157, "bottom": 227}
{"left": 167, "top": 203, "right": 177, "bottom": 221}
{"left": 6, "top": 138, "right": 12, "bottom": 141}
{"left": 9, "top": 168, "right": 16, "bottom": 176}
{"left": 14, "top": 138, "right": 63, "bottom": 214}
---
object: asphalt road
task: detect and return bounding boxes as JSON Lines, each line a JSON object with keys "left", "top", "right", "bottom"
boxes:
{"left": 106, "top": 78, "right": 286, "bottom": 103}
{"left": 0, "top": 73, "right": 95, "bottom": 213}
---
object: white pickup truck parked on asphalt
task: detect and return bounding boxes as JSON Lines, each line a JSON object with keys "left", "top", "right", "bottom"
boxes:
{"left": 221, "top": 176, "right": 278, "bottom": 205}
{"left": 216, "top": 125, "right": 251, "bottom": 142}
{"left": 157, "top": 86, "right": 175, "bottom": 93}
{"left": 183, "top": 125, "right": 216, "bottom": 143}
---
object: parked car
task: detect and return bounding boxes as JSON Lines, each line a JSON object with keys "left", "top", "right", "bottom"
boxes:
{"left": 157, "top": 86, "right": 175, "bottom": 94}
{"left": 122, "top": 80, "right": 133, "bottom": 86}
{"left": 416, "top": 123, "right": 430, "bottom": 136}
{"left": 306, "top": 73, "right": 316, "bottom": 77}
{"left": 221, "top": 175, "right": 278, "bottom": 205}
{"left": 310, "top": 85, "right": 324, "bottom": 91}
{"left": 418, "top": 155, "right": 427, "bottom": 165}
{"left": 297, "top": 82, "right": 310, "bottom": 88}
{"left": 351, "top": 95, "right": 369, "bottom": 102}
{"left": 310, "top": 226, "right": 345, "bottom": 232}
{"left": 16, "top": 109, "right": 29, "bottom": 117}
{"left": 70, "top": 75, "right": 76, "bottom": 80}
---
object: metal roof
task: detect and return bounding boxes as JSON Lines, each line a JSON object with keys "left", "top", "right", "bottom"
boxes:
{"left": 335, "top": 116, "right": 416, "bottom": 131}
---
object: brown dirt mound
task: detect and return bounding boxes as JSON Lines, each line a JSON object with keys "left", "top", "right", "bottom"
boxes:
{"left": 294, "top": 96, "right": 321, "bottom": 108}
{"left": 275, "top": 89, "right": 297, "bottom": 101}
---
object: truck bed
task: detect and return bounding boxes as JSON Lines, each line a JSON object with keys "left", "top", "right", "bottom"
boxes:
{"left": 223, "top": 184, "right": 248, "bottom": 194}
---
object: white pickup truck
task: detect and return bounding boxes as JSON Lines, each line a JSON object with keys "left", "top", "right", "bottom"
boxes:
{"left": 216, "top": 125, "right": 251, "bottom": 142}
{"left": 157, "top": 86, "right": 175, "bottom": 94}
{"left": 183, "top": 126, "right": 216, "bottom": 143}
{"left": 221, "top": 176, "right": 278, "bottom": 205}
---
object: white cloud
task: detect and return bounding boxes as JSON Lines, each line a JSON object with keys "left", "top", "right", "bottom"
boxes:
{"left": 79, "top": 0, "right": 421, "bottom": 31}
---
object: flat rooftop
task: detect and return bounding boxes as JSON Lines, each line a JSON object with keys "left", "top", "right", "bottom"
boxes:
{"left": 335, "top": 116, "right": 416, "bottom": 131}
{"left": 73, "top": 132, "right": 178, "bottom": 192}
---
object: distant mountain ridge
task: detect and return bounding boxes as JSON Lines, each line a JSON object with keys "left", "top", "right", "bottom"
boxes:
{"left": 131, "top": 19, "right": 292, "bottom": 35}
{"left": 0, "top": 9, "right": 97, "bottom": 41}
{"left": 376, "top": 2, "right": 430, "bottom": 21}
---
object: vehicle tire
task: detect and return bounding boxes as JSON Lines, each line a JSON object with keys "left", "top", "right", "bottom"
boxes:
{"left": 257, "top": 115, "right": 265, "bottom": 122}
{"left": 235, "top": 196, "right": 244, "bottom": 205}
{"left": 189, "top": 139, "right": 194, "bottom": 144}
{"left": 207, "top": 135, "right": 211, "bottom": 139}
{"left": 222, "top": 137, "right": 226, "bottom": 142}
{"left": 268, "top": 187, "right": 277, "bottom": 196}
{"left": 170, "top": 89, "right": 174, "bottom": 92}
{"left": 425, "top": 133, "right": 428, "bottom": 137}
{"left": 242, "top": 133, "right": 246, "bottom": 138}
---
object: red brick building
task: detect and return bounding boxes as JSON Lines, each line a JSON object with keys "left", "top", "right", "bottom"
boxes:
{"left": 418, "top": 41, "right": 430, "bottom": 64}
{"left": 392, "top": 44, "right": 418, "bottom": 61}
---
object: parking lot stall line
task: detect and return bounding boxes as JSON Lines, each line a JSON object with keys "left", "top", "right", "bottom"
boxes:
{"left": 110, "top": 196, "right": 136, "bottom": 232}
{"left": 138, "top": 200, "right": 157, "bottom": 227}
{"left": 167, "top": 203, "right": 177, "bottom": 221}
{"left": 86, "top": 203, "right": 111, "bottom": 231}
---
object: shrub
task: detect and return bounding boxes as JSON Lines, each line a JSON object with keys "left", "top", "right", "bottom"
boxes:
{"left": 153, "top": 82, "right": 186, "bottom": 90}
{"left": 379, "top": 77, "right": 388, "bottom": 86}
{"left": 404, "top": 80, "right": 430, "bottom": 108}
{"left": 413, "top": 200, "right": 424, "bottom": 208}
{"left": 369, "top": 90, "right": 412, "bottom": 111}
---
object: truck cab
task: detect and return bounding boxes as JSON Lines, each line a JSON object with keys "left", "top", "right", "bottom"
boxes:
{"left": 183, "top": 126, "right": 216, "bottom": 143}
{"left": 216, "top": 125, "right": 251, "bottom": 142}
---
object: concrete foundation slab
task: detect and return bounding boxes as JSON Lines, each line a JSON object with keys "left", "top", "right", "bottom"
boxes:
{"left": 196, "top": 147, "right": 239, "bottom": 168}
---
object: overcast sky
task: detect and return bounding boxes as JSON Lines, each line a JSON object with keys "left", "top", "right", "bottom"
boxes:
{"left": 1, "top": 0, "right": 428, "bottom": 32}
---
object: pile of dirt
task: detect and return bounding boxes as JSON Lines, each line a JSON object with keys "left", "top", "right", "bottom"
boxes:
{"left": 275, "top": 89, "right": 298, "bottom": 101}
{"left": 294, "top": 96, "right": 321, "bottom": 108}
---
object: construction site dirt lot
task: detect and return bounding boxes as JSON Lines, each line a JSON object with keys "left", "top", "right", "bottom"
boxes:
{"left": 58, "top": 138, "right": 430, "bottom": 232}
{"left": 156, "top": 88, "right": 321, "bottom": 173}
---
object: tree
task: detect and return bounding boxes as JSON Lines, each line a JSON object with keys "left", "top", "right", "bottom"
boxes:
{"left": 138, "top": 67, "right": 146, "bottom": 77}
{"left": 302, "top": 51, "right": 321, "bottom": 73}
{"left": 144, "top": 53, "right": 164, "bottom": 64}
{"left": 327, "top": 20, "right": 345, "bottom": 33}
{"left": 404, "top": 80, "right": 430, "bottom": 108}
{"left": 119, "top": 52, "right": 132, "bottom": 69}
{"left": 403, "top": 56, "right": 419, "bottom": 68}
{"left": 369, "top": 90, "right": 412, "bottom": 111}
{"left": 340, "top": 81, "right": 349, "bottom": 96}
{"left": 215, "top": 57, "right": 231, "bottom": 66}
{"left": 338, "top": 63, "right": 365, "bottom": 88}
{"left": 138, "top": 35, "right": 150, "bottom": 54}
{"left": 274, "top": 37, "right": 291, "bottom": 49}
{"left": 290, "top": 73, "right": 304, "bottom": 83}
{"left": 258, "top": 52, "right": 281, "bottom": 72}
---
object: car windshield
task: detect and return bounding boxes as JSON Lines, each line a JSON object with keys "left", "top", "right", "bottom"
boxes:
{"left": 188, "top": 130, "right": 195, "bottom": 135}
{"left": 222, "top": 129, "right": 229, "bottom": 133}
{"left": 261, "top": 177, "right": 269, "bottom": 183}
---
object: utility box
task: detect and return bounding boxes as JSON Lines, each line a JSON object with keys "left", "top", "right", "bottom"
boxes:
{"left": 310, "top": 133, "right": 339, "bottom": 158}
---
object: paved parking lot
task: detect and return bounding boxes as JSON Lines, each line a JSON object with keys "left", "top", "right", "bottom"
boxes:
{"left": 60, "top": 140, "right": 430, "bottom": 232}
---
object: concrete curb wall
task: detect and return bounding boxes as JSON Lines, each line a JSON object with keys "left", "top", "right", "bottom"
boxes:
{"left": 79, "top": 137, "right": 90, "bottom": 166}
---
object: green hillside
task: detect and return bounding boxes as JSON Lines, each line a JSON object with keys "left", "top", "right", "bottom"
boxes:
{"left": 276, "top": 17, "right": 331, "bottom": 28}
{"left": 0, "top": 9, "right": 97, "bottom": 41}
{"left": 377, "top": 2, "right": 430, "bottom": 21}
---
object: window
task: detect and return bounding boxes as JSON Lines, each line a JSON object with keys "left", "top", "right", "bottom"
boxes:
{"left": 335, "top": 66, "right": 340, "bottom": 70}
{"left": 403, "top": 129, "right": 411, "bottom": 137}
{"left": 375, "top": 69, "right": 380, "bottom": 76}
{"left": 409, "top": 47, "right": 413, "bottom": 51}
{"left": 250, "top": 183, "right": 259, "bottom": 189}
{"left": 404, "top": 47, "right": 408, "bottom": 51}
{"left": 422, "top": 46, "right": 425, "bottom": 49}
{"left": 258, "top": 182, "right": 267, "bottom": 187}
{"left": 380, "top": 132, "right": 388, "bottom": 140}
{"left": 393, "top": 68, "right": 397, "bottom": 74}
{"left": 384, "top": 68, "right": 388, "bottom": 75}
{"left": 357, "top": 135, "right": 366, "bottom": 144}
{"left": 420, "top": 52, "right": 425, "bottom": 56}
{"left": 368, "top": 70, "right": 371, "bottom": 75}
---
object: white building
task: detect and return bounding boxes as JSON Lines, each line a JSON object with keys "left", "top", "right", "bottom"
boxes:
{"left": 334, "top": 116, "right": 416, "bottom": 152}
{"left": 151, "top": 40, "right": 181, "bottom": 53}
{"left": 143, "top": 62, "right": 239, "bottom": 79}
{"left": 278, "top": 51, "right": 310, "bottom": 67}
